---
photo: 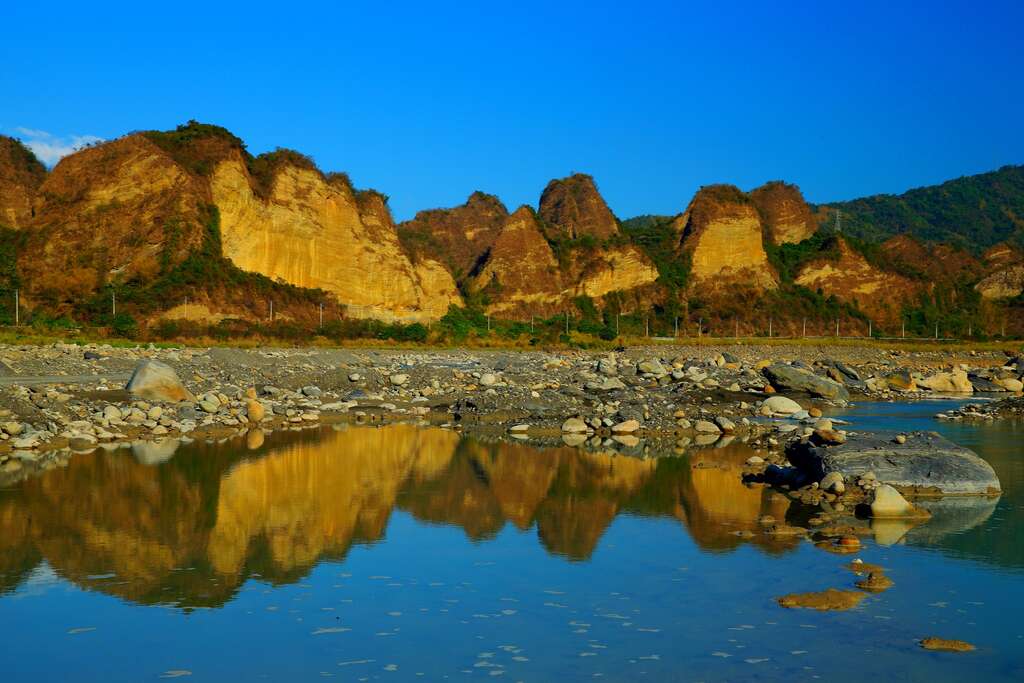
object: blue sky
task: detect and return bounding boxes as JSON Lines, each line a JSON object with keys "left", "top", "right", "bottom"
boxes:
{"left": 2, "top": 1, "right": 1022, "bottom": 221}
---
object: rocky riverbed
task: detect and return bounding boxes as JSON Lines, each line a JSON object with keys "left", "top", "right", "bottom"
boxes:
{"left": 0, "top": 342, "right": 1021, "bottom": 491}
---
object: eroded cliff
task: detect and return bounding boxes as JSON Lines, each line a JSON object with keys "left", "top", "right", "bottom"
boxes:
{"left": 211, "top": 154, "right": 461, "bottom": 321}
{"left": 539, "top": 173, "right": 619, "bottom": 240}
{"left": 674, "top": 185, "right": 779, "bottom": 292}
{"left": 750, "top": 181, "right": 817, "bottom": 245}
{"left": 398, "top": 191, "right": 508, "bottom": 280}
{"left": 0, "top": 135, "right": 47, "bottom": 229}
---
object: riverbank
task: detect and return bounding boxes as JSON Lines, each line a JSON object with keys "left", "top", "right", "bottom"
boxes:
{"left": 0, "top": 342, "right": 1021, "bottom": 486}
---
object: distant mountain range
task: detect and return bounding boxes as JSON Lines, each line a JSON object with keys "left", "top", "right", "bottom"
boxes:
{"left": 0, "top": 121, "right": 1021, "bottom": 338}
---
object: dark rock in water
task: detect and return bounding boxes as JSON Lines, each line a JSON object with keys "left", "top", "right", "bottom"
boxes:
{"left": 762, "top": 363, "right": 850, "bottom": 401}
{"left": 84, "top": 351, "right": 102, "bottom": 361}
{"left": 762, "top": 464, "right": 811, "bottom": 489}
{"left": 786, "top": 431, "right": 1001, "bottom": 496}
{"left": 968, "top": 373, "right": 1004, "bottom": 392}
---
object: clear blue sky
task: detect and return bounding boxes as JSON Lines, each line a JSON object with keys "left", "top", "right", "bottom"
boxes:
{"left": 2, "top": 1, "right": 1022, "bottom": 221}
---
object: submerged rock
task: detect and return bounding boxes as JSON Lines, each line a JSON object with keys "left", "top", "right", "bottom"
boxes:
{"left": 786, "top": 431, "right": 1001, "bottom": 496}
{"left": 776, "top": 589, "right": 867, "bottom": 611}
{"left": 920, "top": 637, "right": 975, "bottom": 652}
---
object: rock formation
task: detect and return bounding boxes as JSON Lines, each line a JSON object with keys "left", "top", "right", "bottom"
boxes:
{"left": 975, "top": 244, "right": 1024, "bottom": 299}
{"left": 539, "top": 173, "right": 618, "bottom": 240}
{"left": 750, "top": 181, "right": 816, "bottom": 245}
{"left": 398, "top": 191, "right": 508, "bottom": 280}
{"left": 19, "top": 134, "right": 210, "bottom": 302}
{"left": 470, "top": 206, "right": 564, "bottom": 314}
{"left": 211, "top": 152, "right": 460, "bottom": 321}
{"left": 0, "top": 135, "right": 47, "bottom": 229}
{"left": 674, "top": 185, "right": 778, "bottom": 292}
{"left": 795, "top": 236, "right": 921, "bottom": 323}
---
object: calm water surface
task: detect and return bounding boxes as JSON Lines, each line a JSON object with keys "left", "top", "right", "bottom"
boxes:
{"left": 1, "top": 400, "right": 1021, "bottom": 682}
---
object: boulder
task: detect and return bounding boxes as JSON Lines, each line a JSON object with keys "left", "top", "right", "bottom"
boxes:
{"left": 968, "top": 373, "right": 1003, "bottom": 392}
{"left": 882, "top": 371, "right": 917, "bottom": 392}
{"left": 125, "top": 360, "right": 194, "bottom": 403}
{"left": 762, "top": 364, "right": 849, "bottom": 401}
{"left": 760, "top": 395, "right": 803, "bottom": 415}
{"left": 918, "top": 369, "right": 974, "bottom": 393}
{"left": 637, "top": 359, "right": 667, "bottom": 376}
{"left": 996, "top": 377, "right": 1023, "bottom": 392}
{"left": 786, "top": 431, "right": 1001, "bottom": 495}
{"left": 390, "top": 373, "right": 410, "bottom": 386}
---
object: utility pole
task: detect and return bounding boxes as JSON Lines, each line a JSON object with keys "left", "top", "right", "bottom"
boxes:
{"left": 769, "top": 318, "right": 772, "bottom": 338}
{"left": 902, "top": 319, "right": 905, "bottom": 339}
{"left": 735, "top": 319, "right": 738, "bottom": 339}
{"left": 565, "top": 312, "right": 569, "bottom": 335}
{"left": 835, "top": 319, "right": 839, "bottom": 337}
{"left": 14, "top": 289, "right": 18, "bottom": 326}
{"left": 935, "top": 322, "right": 938, "bottom": 340}
{"left": 802, "top": 318, "right": 806, "bottom": 338}
{"left": 868, "top": 320, "right": 872, "bottom": 338}
{"left": 615, "top": 313, "right": 619, "bottom": 337}
{"left": 269, "top": 300, "right": 274, "bottom": 322}
{"left": 645, "top": 316, "right": 649, "bottom": 337}
{"left": 319, "top": 303, "right": 324, "bottom": 328}
{"left": 487, "top": 315, "right": 491, "bottom": 332}
{"left": 112, "top": 291, "right": 116, "bottom": 317}
{"left": 698, "top": 317, "right": 702, "bottom": 340}
{"left": 834, "top": 209, "right": 842, "bottom": 234}
{"left": 530, "top": 315, "right": 534, "bottom": 333}
{"left": 674, "top": 316, "right": 678, "bottom": 338}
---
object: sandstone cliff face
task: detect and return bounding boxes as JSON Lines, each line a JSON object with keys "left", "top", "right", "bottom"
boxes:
{"left": 0, "top": 136, "right": 47, "bottom": 229}
{"left": 795, "top": 236, "right": 921, "bottom": 322}
{"left": 470, "top": 206, "right": 564, "bottom": 314}
{"left": 398, "top": 191, "right": 508, "bottom": 280}
{"left": 750, "top": 181, "right": 816, "bottom": 245}
{"left": 569, "top": 245, "right": 659, "bottom": 299}
{"left": 210, "top": 154, "right": 461, "bottom": 321}
{"left": 975, "top": 244, "right": 1024, "bottom": 299}
{"left": 539, "top": 173, "right": 618, "bottom": 240}
{"left": 674, "top": 185, "right": 778, "bottom": 292}
{"left": 21, "top": 135, "right": 209, "bottom": 301}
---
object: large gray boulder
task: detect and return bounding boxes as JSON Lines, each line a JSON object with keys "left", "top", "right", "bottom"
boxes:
{"left": 125, "top": 360, "right": 195, "bottom": 403}
{"left": 762, "top": 363, "right": 850, "bottom": 401}
{"left": 786, "top": 431, "right": 1001, "bottom": 496}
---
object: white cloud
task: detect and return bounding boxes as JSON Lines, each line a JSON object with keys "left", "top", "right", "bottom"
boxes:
{"left": 12, "top": 127, "right": 104, "bottom": 166}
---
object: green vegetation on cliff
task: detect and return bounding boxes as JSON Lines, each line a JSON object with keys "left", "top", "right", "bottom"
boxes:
{"left": 822, "top": 164, "right": 1024, "bottom": 252}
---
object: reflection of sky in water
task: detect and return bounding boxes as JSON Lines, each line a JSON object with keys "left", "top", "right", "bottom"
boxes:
{"left": 0, "top": 410, "right": 1021, "bottom": 682}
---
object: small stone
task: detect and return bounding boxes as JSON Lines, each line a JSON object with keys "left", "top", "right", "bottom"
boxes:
{"left": 561, "top": 417, "right": 589, "bottom": 433}
{"left": 820, "top": 471, "right": 845, "bottom": 494}
{"left": 390, "top": 374, "right": 409, "bottom": 386}
{"left": 895, "top": 434, "right": 907, "bottom": 444}
{"left": 479, "top": 373, "right": 498, "bottom": 386}
{"left": 247, "top": 400, "right": 266, "bottom": 422}
{"left": 694, "top": 419, "right": 721, "bottom": 434}
{"left": 611, "top": 419, "right": 640, "bottom": 434}
{"left": 870, "top": 484, "right": 916, "bottom": 517}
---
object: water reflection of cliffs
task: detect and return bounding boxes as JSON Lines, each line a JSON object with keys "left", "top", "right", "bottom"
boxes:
{"left": 0, "top": 425, "right": 805, "bottom": 607}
